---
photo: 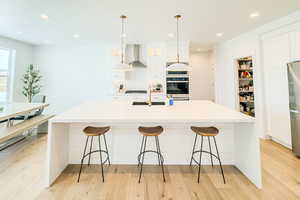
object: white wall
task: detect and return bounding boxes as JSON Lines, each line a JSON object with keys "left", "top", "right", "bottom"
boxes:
{"left": 33, "top": 44, "right": 113, "bottom": 114}
{"left": 190, "top": 51, "right": 215, "bottom": 100}
{"left": 0, "top": 36, "right": 34, "bottom": 102}
{"left": 215, "top": 10, "right": 300, "bottom": 146}
{"left": 34, "top": 42, "right": 191, "bottom": 114}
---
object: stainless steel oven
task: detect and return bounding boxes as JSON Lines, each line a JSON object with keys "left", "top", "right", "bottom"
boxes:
{"left": 166, "top": 71, "right": 189, "bottom": 100}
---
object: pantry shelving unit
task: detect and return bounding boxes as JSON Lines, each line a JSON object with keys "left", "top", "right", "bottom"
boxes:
{"left": 236, "top": 56, "right": 255, "bottom": 117}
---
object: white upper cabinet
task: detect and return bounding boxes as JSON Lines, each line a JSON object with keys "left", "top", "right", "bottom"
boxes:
{"left": 166, "top": 42, "right": 189, "bottom": 63}
{"left": 291, "top": 30, "right": 300, "bottom": 61}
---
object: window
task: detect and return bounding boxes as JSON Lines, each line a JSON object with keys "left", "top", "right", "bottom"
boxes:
{"left": 0, "top": 48, "right": 15, "bottom": 103}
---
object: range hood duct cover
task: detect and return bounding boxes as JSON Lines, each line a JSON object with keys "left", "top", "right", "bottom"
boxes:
{"left": 126, "top": 44, "right": 146, "bottom": 67}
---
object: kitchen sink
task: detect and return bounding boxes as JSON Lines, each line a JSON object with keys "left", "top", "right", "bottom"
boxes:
{"left": 132, "top": 101, "right": 165, "bottom": 106}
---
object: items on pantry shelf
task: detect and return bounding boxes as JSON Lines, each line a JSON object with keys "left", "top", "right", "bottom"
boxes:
{"left": 239, "top": 85, "right": 254, "bottom": 92}
{"left": 240, "top": 64, "right": 247, "bottom": 69}
{"left": 238, "top": 59, "right": 253, "bottom": 70}
{"left": 237, "top": 56, "right": 255, "bottom": 117}
{"left": 240, "top": 71, "right": 252, "bottom": 79}
{"left": 239, "top": 94, "right": 254, "bottom": 102}
{"left": 239, "top": 63, "right": 252, "bottom": 70}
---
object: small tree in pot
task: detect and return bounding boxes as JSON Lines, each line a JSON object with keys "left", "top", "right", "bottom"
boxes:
{"left": 22, "top": 64, "right": 42, "bottom": 102}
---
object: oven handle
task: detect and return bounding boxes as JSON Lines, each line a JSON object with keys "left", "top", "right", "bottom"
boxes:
{"left": 167, "top": 81, "right": 189, "bottom": 83}
{"left": 166, "top": 75, "right": 189, "bottom": 78}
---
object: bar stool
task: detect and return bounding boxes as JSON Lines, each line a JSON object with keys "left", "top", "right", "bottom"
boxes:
{"left": 190, "top": 126, "right": 226, "bottom": 184}
{"left": 137, "top": 126, "right": 166, "bottom": 183}
{"left": 77, "top": 126, "right": 111, "bottom": 183}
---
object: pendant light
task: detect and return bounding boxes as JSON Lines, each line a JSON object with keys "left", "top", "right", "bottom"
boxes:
{"left": 114, "top": 15, "right": 132, "bottom": 71}
{"left": 169, "top": 15, "right": 190, "bottom": 70}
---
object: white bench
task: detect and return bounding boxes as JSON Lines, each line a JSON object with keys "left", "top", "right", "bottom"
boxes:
{"left": 0, "top": 115, "right": 54, "bottom": 144}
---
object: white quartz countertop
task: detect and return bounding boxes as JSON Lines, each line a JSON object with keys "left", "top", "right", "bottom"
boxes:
{"left": 51, "top": 100, "right": 255, "bottom": 124}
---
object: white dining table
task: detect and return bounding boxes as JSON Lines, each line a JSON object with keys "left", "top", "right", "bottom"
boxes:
{"left": 0, "top": 103, "right": 49, "bottom": 122}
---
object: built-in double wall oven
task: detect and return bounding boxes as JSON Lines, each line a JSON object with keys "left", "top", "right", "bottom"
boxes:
{"left": 166, "top": 71, "right": 189, "bottom": 101}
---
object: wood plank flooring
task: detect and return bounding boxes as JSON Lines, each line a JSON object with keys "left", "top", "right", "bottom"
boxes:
{"left": 0, "top": 135, "right": 300, "bottom": 200}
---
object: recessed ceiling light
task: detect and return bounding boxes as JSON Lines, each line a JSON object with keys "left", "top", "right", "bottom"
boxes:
{"left": 73, "top": 34, "right": 80, "bottom": 38}
{"left": 168, "top": 33, "right": 174, "bottom": 38}
{"left": 17, "top": 31, "right": 23, "bottom": 34}
{"left": 216, "top": 33, "right": 223, "bottom": 37}
{"left": 40, "top": 14, "right": 49, "bottom": 20}
{"left": 250, "top": 12, "right": 260, "bottom": 18}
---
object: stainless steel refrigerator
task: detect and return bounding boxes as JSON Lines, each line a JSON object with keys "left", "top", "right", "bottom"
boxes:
{"left": 287, "top": 61, "right": 300, "bottom": 157}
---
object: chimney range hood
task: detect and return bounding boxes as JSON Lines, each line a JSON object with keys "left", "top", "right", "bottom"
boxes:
{"left": 126, "top": 44, "right": 146, "bottom": 67}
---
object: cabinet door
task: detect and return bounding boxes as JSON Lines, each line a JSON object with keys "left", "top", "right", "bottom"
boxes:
{"left": 262, "top": 33, "right": 292, "bottom": 146}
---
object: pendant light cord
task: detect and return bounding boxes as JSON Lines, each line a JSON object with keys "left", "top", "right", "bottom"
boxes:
{"left": 175, "top": 15, "right": 181, "bottom": 63}
{"left": 120, "top": 15, "right": 126, "bottom": 64}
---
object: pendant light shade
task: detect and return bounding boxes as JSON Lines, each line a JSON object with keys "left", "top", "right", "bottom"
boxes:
{"left": 168, "top": 15, "right": 191, "bottom": 71}
{"left": 169, "top": 62, "right": 188, "bottom": 69}
{"left": 113, "top": 15, "right": 132, "bottom": 72}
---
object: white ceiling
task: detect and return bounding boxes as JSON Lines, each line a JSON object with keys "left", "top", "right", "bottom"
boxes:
{"left": 1, "top": 0, "right": 300, "bottom": 51}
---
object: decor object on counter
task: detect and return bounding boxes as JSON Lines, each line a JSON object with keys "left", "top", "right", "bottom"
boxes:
{"left": 113, "top": 15, "right": 133, "bottom": 72}
{"left": 119, "top": 84, "right": 124, "bottom": 93}
{"left": 22, "top": 64, "right": 42, "bottom": 102}
{"left": 154, "top": 83, "right": 163, "bottom": 92}
{"left": 168, "top": 95, "right": 174, "bottom": 106}
{"left": 168, "top": 15, "right": 191, "bottom": 71}
{"left": 149, "top": 82, "right": 163, "bottom": 93}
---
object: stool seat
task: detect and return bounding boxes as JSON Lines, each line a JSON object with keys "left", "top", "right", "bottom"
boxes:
{"left": 191, "top": 126, "right": 219, "bottom": 136}
{"left": 83, "top": 126, "right": 110, "bottom": 136}
{"left": 138, "top": 126, "right": 163, "bottom": 136}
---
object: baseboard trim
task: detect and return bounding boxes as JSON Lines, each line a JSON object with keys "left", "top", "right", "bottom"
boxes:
{"left": 270, "top": 137, "right": 292, "bottom": 149}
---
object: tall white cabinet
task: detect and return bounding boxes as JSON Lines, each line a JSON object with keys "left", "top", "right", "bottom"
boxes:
{"left": 261, "top": 23, "right": 300, "bottom": 147}
{"left": 262, "top": 33, "right": 292, "bottom": 147}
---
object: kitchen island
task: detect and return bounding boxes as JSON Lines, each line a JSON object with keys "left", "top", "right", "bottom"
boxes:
{"left": 47, "top": 100, "right": 261, "bottom": 188}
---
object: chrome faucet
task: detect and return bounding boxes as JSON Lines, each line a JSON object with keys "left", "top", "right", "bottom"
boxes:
{"left": 148, "top": 85, "right": 152, "bottom": 106}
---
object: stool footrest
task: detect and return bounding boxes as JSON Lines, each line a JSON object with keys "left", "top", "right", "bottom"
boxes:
{"left": 191, "top": 150, "right": 221, "bottom": 164}
{"left": 189, "top": 133, "right": 226, "bottom": 184}
{"left": 137, "top": 150, "right": 165, "bottom": 165}
{"left": 81, "top": 150, "right": 110, "bottom": 165}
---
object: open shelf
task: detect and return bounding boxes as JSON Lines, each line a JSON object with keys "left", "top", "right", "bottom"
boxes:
{"left": 239, "top": 78, "right": 253, "bottom": 81}
{"left": 236, "top": 56, "right": 255, "bottom": 117}
{"left": 238, "top": 68, "right": 253, "bottom": 71}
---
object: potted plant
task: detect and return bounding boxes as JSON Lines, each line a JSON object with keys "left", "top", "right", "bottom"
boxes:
{"left": 22, "top": 64, "right": 42, "bottom": 102}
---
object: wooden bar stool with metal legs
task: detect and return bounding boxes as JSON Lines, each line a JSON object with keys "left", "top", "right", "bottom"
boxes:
{"left": 77, "top": 126, "right": 111, "bottom": 183}
{"left": 190, "top": 126, "right": 226, "bottom": 184}
{"left": 137, "top": 126, "right": 166, "bottom": 183}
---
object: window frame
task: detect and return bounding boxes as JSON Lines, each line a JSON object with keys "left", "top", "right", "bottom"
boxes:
{"left": 0, "top": 47, "right": 15, "bottom": 103}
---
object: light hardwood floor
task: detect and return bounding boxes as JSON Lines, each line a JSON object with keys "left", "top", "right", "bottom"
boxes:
{"left": 0, "top": 134, "right": 300, "bottom": 200}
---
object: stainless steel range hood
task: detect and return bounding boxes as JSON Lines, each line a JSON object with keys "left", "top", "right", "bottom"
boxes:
{"left": 126, "top": 44, "right": 146, "bottom": 67}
